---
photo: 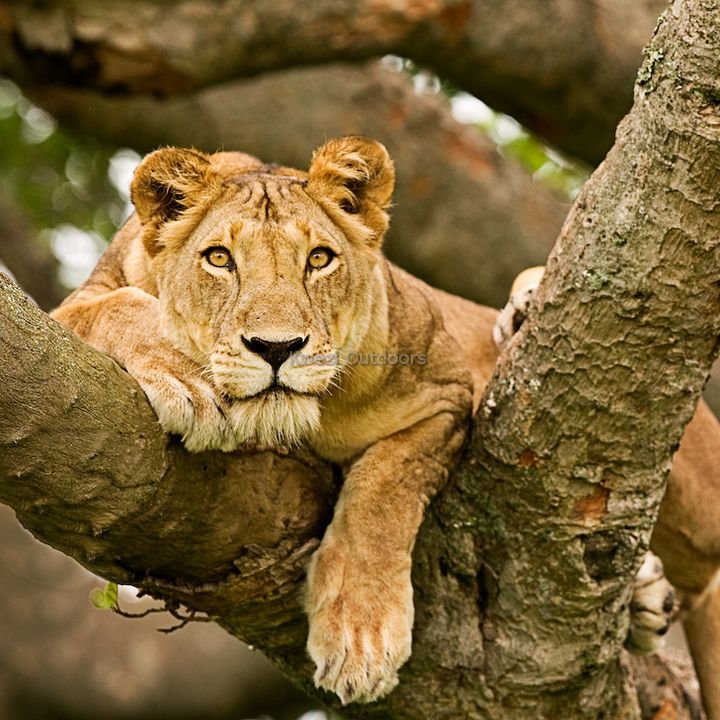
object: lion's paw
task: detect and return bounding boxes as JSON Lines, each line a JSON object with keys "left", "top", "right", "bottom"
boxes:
{"left": 127, "top": 351, "right": 234, "bottom": 452}
{"left": 626, "top": 551, "right": 677, "bottom": 654}
{"left": 493, "top": 265, "right": 545, "bottom": 349}
{"left": 306, "top": 540, "right": 413, "bottom": 704}
{"left": 307, "top": 602, "right": 411, "bottom": 704}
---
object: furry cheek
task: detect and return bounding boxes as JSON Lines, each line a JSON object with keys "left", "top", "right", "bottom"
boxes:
{"left": 278, "top": 356, "right": 339, "bottom": 394}
{"left": 210, "top": 353, "right": 274, "bottom": 398}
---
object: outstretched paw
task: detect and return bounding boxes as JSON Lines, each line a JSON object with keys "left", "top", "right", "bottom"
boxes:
{"left": 127, "top": 348, "right": 235, "bottom": 452}
{"left": 493, "top": 265, "right": 545, "bottom": 349}
{"left": 626, "top": 551, "right": 677, "bottom": 654}
{"left": 305, "top": 538, "right": 413, "bottom": 704}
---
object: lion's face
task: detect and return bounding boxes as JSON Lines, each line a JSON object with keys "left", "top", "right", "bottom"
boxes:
{"left": 131, "top": 138, "right": 395, "bottom": 448}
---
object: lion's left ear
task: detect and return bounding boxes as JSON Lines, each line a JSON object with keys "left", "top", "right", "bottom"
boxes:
{"left": 306, "top": 136, "right": 395, "bottom": 245}
{"left": 131, "top": 147, "right": 220, "bottom": 255}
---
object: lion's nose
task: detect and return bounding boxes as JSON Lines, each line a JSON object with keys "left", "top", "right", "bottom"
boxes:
{"left": 241, "top": 335, "right": 309, "bottom": 373}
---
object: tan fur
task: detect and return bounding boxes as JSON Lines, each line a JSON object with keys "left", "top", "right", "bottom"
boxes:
{"left": 650, "top": 400, "right": 720, "bottom": 719}
{"left": 52, "top": 137, "right": 720, "bottom": 710}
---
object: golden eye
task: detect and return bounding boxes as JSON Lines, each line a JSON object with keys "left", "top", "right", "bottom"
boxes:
{"left": 204, "top": 247, "right": 233, "bottom": 269}
{"left": 307, "top": 247, "right": 335, "bottom": 270}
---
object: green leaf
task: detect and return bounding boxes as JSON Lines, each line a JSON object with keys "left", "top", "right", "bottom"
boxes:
{"left": 89, "top": 581, "right": 119, "bottom": 610}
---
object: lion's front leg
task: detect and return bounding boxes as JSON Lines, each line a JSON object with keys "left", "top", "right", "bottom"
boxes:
{"left": 52, "top": 287, "right": 233, "bottom": 452}
{"left": 306, "top": 520, "right": 415, "bottom": 704}
{"left": 305, "top": 413, "right": 466, "bottom": 704}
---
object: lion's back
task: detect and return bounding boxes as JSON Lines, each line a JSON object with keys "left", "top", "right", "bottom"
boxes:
{"left": 429, "top": 285, "right": 500, "bottom": 412}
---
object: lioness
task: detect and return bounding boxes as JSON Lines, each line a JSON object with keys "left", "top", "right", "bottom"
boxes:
{"left": 51, "top": 137, "right": 720, "bottom": 713}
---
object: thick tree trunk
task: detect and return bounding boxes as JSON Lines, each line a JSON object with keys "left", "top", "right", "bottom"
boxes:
{"left": 0, "top": 0, "right": 664, "bottom": 163}
{"left": 458, "top": 0, "right": 720, "bottom": 714}
{"left": 1, "top": 1, "right": 719, "bottom": 718}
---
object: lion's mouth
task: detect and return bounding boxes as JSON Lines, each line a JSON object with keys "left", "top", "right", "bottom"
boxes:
{"left": 224, "top": 381, "right": 320, "bottom": 403}
{"left": 211, "top": 350, "right": 336, "bottom": 403}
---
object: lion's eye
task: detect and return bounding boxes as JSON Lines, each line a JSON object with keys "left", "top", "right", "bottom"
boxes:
{"left": 203, "top": 247, "right": 233, "bottom": 269}
{"left": 307, "top": 247, "right": 335, "bottom": 271}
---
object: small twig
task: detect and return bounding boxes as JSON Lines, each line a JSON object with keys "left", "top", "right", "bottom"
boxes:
{"left": 101, "top": 586, "right": 216, "bottom": 631}
{"left": 158, "top": 605, "right": 216, "bottom": 634}
{"left": 112, "top": 605, "right": 166, "bottom": 620}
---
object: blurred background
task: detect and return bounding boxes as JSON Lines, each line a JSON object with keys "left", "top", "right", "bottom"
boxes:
{"left": 0, "top": 62, "right": 585, "bottom": 313}
{"left": 0, "top": 2, "right": 711, "bottom": 717}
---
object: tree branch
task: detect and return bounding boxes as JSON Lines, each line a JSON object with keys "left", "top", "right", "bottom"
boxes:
{"left": 0, "top": 0, "right": 664, "bottom": 163}
{"left": 462, "top": 0, "right": 720, "bottom": 715}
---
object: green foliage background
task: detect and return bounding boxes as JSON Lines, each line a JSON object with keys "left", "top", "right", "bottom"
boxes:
{"left": 0, "top": 71, "right": 587, "bottom": 293}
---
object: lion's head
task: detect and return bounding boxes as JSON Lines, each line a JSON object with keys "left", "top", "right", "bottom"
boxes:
{"left": 130, "top": 137, "right": 395, "bottom": 449}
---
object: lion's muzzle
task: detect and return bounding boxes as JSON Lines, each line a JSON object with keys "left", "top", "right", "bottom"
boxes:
{"left": 241, "top": 334, "right": 309, "bottom": 373}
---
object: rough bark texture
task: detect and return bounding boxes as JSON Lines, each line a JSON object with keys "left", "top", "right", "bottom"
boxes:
{"left": 457, "top": 0, "right": 720, "bottom": 714}
{"left": 628, "top": 651, "right": 705, "bottom": 720}
{"left": 1, "top": 1, "right": 719, "bottom": 718}
{"left": 0, "top": 0, "right": 665, "bottom": 163}
{"left": 29, "top": 62, "right": 566, "bottom": 308}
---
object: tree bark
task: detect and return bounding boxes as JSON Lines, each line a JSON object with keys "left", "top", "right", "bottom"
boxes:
{"left": 29, "top": 62, "right": 566, "bottom": 307}
{"left": 0, "top": 0, "right": 665, "bottom": 163}
{"left": 459, "top": 0, "right": 720, "bottom": 714}
{"left": 1, "top": 1, "right": 719, "bottom": 718}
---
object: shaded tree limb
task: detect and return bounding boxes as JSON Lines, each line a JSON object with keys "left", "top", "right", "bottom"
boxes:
{"left": 1, "top": 1, "right": 719, "bottom": 718}
{"left": 0, "top": 0, "right": 665, "bottom": 163}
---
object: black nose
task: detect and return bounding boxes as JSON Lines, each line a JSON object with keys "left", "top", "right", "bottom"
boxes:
{"left": 242, "top": 335, "right": 308, "bottom": 373}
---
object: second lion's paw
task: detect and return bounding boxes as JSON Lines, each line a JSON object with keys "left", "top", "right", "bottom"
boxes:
{"left": 626, "top": 551, "right": 677, "bottom": 654}
{"left": 493, "top": 265, "right": 545, "bottom": 349}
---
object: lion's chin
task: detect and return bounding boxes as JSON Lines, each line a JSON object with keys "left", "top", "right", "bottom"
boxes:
{"left": 226, "top": 390, "right": 321, "bottom": 450}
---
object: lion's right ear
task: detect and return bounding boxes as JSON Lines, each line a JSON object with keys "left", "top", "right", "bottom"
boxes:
{"left": 306, "top": 136, "right": 395, "bottom": 247}
{"left": 131, "top": 148, "right": 217, "bottom": 253}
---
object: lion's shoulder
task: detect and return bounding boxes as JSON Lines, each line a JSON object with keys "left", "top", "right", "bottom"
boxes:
{"left": 384, "top": 263, "right": 499, "bottom": 413}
